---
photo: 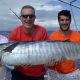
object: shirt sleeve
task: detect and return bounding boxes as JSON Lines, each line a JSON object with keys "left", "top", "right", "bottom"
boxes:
{"left": 49, "top": 33, "right": 54, "bottom": 40}
{"left": 9, "top": 30, "right": 17, "bottom": 41}
{"left": 40, "top": 29, "right": 49, "bottom": 40}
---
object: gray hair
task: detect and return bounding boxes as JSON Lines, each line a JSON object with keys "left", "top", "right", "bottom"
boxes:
{"left": 21, "top": 5, "right": 35, "bottom": 15}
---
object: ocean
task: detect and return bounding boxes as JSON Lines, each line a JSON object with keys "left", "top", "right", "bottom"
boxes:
{"left": 0, "top": 31, "right": 11, "bottom": 38}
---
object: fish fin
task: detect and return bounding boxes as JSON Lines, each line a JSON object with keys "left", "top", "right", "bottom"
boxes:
{"left": 2, "top": 42, "right": 19, "bottom": 52}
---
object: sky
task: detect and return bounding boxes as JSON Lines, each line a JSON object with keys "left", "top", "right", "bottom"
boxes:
{"left": 0, "top": 0, "right": 80, "bottom": 31}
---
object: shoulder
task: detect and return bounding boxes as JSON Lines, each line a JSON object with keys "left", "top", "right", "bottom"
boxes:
{"left": 70, "top": 30, "right": 80, "bottom": 43}
{"left": 11, "top": 25, "right": 22, "bottom": 32}
{"left": 49, "top": 30, "right": 59, "bottom": 40}
{"left": 9, "top": 25, "right": 23, "bottom": 40}
{"left": 10, "top": 25, "right": 23, "bottom": 35}
{"left": 71, "top": 30, "right": 80, "bottom": 36}
{"left": 50, "top": 30, "right": 59, "bottom": 36}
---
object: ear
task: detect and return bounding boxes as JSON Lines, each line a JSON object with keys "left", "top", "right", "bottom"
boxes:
{"left": 19, "top": 16, "right": 22, "bottom": 21}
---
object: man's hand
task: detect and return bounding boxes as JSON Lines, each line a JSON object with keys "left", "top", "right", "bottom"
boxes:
{"left": 46, "top": 56, "right": 67, "bottom": 67}
{"left": 46, "top": 58, "right": 56, "bottom": 67}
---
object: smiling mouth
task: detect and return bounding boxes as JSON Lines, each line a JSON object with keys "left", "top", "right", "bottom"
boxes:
{"left": 26, "top": 22, "right": 32, "bottom": 25}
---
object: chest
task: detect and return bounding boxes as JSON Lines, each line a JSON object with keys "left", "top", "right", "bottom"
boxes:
{"left": 17, "top": 30, "right": 41, "bottom": 41}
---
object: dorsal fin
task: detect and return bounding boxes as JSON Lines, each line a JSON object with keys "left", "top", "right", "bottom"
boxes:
{"left": 3, "top": 42, "right": 19, "bottom": 52}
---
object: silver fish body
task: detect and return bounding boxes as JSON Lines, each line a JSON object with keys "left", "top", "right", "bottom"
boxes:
{"left": 1, "top": 41, "right": 80, "bottom": 66}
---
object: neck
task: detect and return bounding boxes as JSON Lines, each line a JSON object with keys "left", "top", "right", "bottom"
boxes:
{"left": 60, "top": 29, "right": 71, "bottom": 36}
{"left": 24, "top": 26, "right": 34, "bottom": 33}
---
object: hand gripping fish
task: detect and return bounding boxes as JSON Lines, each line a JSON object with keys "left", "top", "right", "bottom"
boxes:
{"left": 1, "top": 41, "right": 80, "bottom": 66}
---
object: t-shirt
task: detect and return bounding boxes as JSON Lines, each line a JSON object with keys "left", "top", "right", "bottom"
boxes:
{"left": 49, "top": 30, "right": 80, "bottom": 74}
{"left": 9, "top": 25, "right": 48, "bottom": 42}
{"left": 9, "top": 24, "right": 48, "bottom": 77}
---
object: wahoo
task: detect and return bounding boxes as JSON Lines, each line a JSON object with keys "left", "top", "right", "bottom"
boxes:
{"left": 1, "top": 41, "right": 80, "bottom": 66}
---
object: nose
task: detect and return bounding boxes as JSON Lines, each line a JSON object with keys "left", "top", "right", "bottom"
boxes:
{"left": 63, "top": 20, "right": 66, "bottom": 24}
{"left": 26, "top": 16, "right": 30, "bottom": 20}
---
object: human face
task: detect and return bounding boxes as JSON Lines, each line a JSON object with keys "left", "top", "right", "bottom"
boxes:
{"left": 20, "top": 8, "right": 36, "bottom": 29}
{"left": 58, "top": 15, "right": 71, "bottom": 31}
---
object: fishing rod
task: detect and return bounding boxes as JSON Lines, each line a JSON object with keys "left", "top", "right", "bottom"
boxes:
{"left": 58, "top": 0, "right": 80, "bottom": 9}
{"left": 70, "top": 0, "right": 77, "bottom": 3}
{"left": 9, "top": 8, "right": 20, "bottom": 20}
{"left": 70, "top": 0, "right": 78, "bottom": 31}
{"left": 1, "top": 0, "right": 21, "bottom": 21}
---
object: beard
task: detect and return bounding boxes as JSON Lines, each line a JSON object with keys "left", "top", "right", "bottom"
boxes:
{"left": 60, "top": 25, "right": 70, "bottom": 32}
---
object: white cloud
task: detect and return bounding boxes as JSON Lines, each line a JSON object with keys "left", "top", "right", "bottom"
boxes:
{"left": 35, "top": 19, "right": 59, "bottom": 28}
{"left": 0, "top": 0, "right": 80, "bottom": 31}
{"left": 35, "top": 5, "right": 62, "bottom": 11}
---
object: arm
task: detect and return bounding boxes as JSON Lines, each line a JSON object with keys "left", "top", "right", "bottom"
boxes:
{"left": 9, "top": 29, "right": 18, "bottom": 41}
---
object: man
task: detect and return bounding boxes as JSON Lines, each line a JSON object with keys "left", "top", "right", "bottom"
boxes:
{"left": 9, "top": 5, "right": 48, "bottom": 80}
{"left": 49, "top": 10, "right": 80, "bottom": 80}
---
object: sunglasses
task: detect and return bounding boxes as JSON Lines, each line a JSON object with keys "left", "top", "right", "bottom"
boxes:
{"left": 21, "top": 14, "right": 35, "bottom": 18}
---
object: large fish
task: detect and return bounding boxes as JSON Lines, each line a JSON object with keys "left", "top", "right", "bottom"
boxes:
{"left": 1, "top": 41, "right": 80, "bottom": 66}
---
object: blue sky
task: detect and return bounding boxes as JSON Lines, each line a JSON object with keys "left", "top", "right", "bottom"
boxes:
{"left": 0, "top": 0, "right": 80, "bottom": 31}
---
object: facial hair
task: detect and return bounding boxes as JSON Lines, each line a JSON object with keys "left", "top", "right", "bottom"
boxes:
{"left": 60, "top": 25, "right": 70, "bottom": 32}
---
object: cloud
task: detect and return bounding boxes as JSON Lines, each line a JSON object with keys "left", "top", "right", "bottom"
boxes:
{"left": 35, "top": 5, "right": 62, "bottom": 11}
{"left": 0, "top": 0, "right": 80, "bottom": 31}
{"left": 35, "top": 19, "right": 59, "bottom": 28}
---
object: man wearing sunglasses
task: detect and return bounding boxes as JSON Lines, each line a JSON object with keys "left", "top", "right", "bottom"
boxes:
{"left": 9, "top": 5, "right": 48, "bottom": 80}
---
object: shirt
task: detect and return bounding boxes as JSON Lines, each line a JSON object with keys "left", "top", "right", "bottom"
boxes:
{"left": 9, "top": 24, "right": 48, "bottom": 77}
{"left": 49, "top": 30, "right": 80, "bottom": 74}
